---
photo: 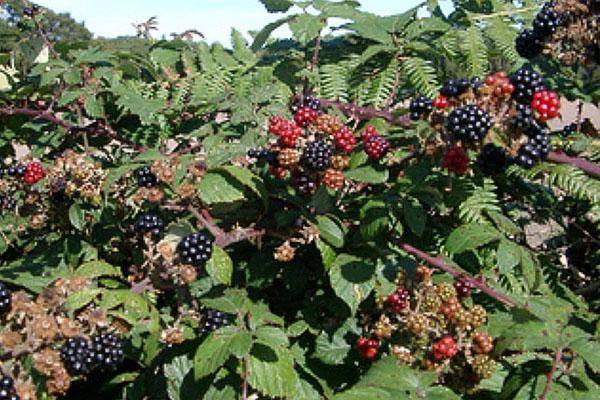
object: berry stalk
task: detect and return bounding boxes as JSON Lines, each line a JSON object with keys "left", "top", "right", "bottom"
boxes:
{"left": 399, "top": 243, "right": 523, "bottom": 308}
{"left": 547, "top": 151, "right": 600, "bottom": 178}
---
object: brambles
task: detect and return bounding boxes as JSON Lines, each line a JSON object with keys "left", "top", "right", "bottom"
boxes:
{"left": 178, "top": 232, "right": 214, "bottom": 268}
{"left": 200, "top": 309, "right": 232, "bottom": 335}
{"left": 510, "top": 67, "right": 546, "bottom": 104}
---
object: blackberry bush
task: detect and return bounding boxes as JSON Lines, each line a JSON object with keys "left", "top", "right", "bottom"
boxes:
{"left": 510, "top": 67, "right": 546, "bottom": 104}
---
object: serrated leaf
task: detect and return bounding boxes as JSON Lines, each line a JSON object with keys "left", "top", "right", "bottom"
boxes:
{"left": 329, "top": 254, "right": 375, "bottom": 313}
{"left": 64, "top": 288, "right": 103, "bottom": 311}
{"left": 75, "top": 261, "right": 122, "bottom": 279}
{"left": 201, "top": 289, "right": 249, "bottom": 315}
{"left": 219, "top": 166, "right": 267, "bottom": 208}
{"left": 194, "top": 327, "right": 243, "bottom": 379}
{"left": 315, "top": 215, "right": 345, "bottom": 248}
{"left": 570, "top": 338, "right": 600, "bottom": 373}
{"left": 259, "top": 0, "right": 293, "bottom": 13}
{"left": 497, "top": 240, "right": 520, "bottom": 274}
{"left": 69, "top": 203, "right": 85, "bottom": 231}
{"left": 248, "top": 344, "right": 299, "bottom": 398}
{"left": 315, "top": 328, "right": 351, "bottom": 365}
{"left": 359, "top": 200, "right": 389, "bottom": 241}
{"left": 289, "top": 14, "right": 326, "bottom": 46}
{"left": 445, "top": 224, "right": 501, "bottom": 254}
{"left": 403, "top": 200, "right": 426, "bottom": 237}
{"left": 205, "top": 246, "right": 233, "bottom": 286}
{"left": 251, "top": 16, "right": 294, "bottom": 51}
{"left": 197, "top": 172, "right": 245, "bottom": 205}
{"left": 344, "top": 165, "right": 389, "bottom": 184}
{"left": 164, "top": 356, "right": 194, "bottom": 400}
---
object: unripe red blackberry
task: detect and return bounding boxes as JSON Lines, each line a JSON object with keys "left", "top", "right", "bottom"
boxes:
{"left": 454, "top": 277, "right": 474, "bottom": 298}
{"left": 90, "top": 333, "right": 125, "bottom": 371}
{"left": 446, "top": 105, "right": 492, "bottom": 143}
{"left": 432, "top": 335, "right": 458, "bottom": 361}
{"left": 386, "top": 288, "right": 410, "bottom": 313}
{"left": 135, "top": 165, "right": 158, "bottom": 188}
{"left": 442, "top": 146, "right": 470, "bottom": 175}
{"left": 60, "top": 336, "right": 95, "bottom": 376}
{"left": 531, "top": 90, "right": 560, "bottom": 121}
{"left": 134, "top": 214, "right": 164, "bottom": 241}
{"left": 356, "top": 337, "right": 379, "bottom": 360}
{"left": 301, "top": 140, "right": 333, "bottom": 171}
{"left": 472, "top": 332, "right": 494, "bottom": 354}
{"left": 200, "top": 309, "right": 232, "bottom": 334}
{"left": 364, "top": 135, "right": 390, "bottom": 161}
{"left": 178, "top": 232, "right": 213, "bottom": 268}
{"left": 439, "top": 297, "right": 461, "bottom": 319}
{"left": 333, "top": 126, "right": 357, "bottom": 153}
{"left": 323, "top": 168, "right": 344, "bottom": 189}
{"left": 294, "top": 106, "right": 318, "bottom": 127}
{"left": 0, "top": 282, "right": 11, "bottom": 318}
{"left": 23, "top": 161, "right": 45, "bottom": 185}
{"left": 360, "top": 125, "right": 378, "bottom": 142}
{"left": 277, "top": 148, "right": 300, "bottom": 168}
{"left": 433, "top": 95, "right": 449, "bottom": 109}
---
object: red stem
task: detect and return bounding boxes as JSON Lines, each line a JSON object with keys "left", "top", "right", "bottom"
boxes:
{"left": 539, "top": 349, "right": 563, "bottom": 400}
{"left": 399, "top": 243, "right": 522, "bottom": 308}
{"left": 0, "top": 106, "right": 73, "bottom": 129}
{"left": 548, "top": 151, "right": 600, "bottom": 178}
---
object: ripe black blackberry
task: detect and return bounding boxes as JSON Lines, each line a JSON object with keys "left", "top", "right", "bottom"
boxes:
{"left": 301, "top": 140, "right": 332, "bottom": 171}
{"left": 178, "top": 232, "right": 213, "bottom": 267}
{"left": 0, "top": 375, "right": 18, "bottom": 400}
{"left": 134, "top": 214, "right": 164, "bottom": 241}
{"left": 7, "top": 165, "right": 25, "bottom": 177}
{"left": 446, "top": 105, "right": 492, "bottom": 143}
{"left": 477, "top": 144, "right": 511, "bottom": 175}
{"left": 409, "top": 96, "right": 433, "bottom": 120}
{"left": 513, "top": 104, "right": 535, "bottom": 129}
{"left": 510, "top": 67, "right": 546, "bottom": 104}
{"left": 134, "top": 165, "right": 158, "bottom": 188}
{"left": 533, "top": 2, "right": 564, "bottom": 38}
{"left": 0, "top": 196, "right": 15, "bottom": 211}
{"left": 61, "top": 336, "right": 95, "bottom": 376}
{"left": 561, "top": 123, "right": 577, "bottom": 136}
{"left": 440, "top": 79, "right": 467, "bottom": 98}
{"left": 292, "top": 172, "right": 319, "bottom": 194}
{"left": 200, "top": 309, "right": 231, "bottom": 335}
{"left": 303, "top": 95, "right": 321, "bottom": 111}
{"left": 0, "top": 282, "right": 11, "bottom": 318}
{"left": 470, "top": 76, "right": 483, "bottom": 91}
{"left": 247, "top": 148, "right": 279, "bottom": 167}
{"left": 516, "top": 132, "right": 551, "bottom": 169}
{"left": 90, "top": 333, "right": 125, "bottom": 371}
{"left": 516, "top": 29, "right": 545, "bottom": 59}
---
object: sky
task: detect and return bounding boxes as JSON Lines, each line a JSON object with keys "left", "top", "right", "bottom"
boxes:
{"left": 35, "top": 0, "right": 424, "bottom": 44}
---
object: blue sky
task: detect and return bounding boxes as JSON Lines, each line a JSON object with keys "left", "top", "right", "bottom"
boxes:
{"left": 35, "top": 0, "right": 423, "bottom": 44}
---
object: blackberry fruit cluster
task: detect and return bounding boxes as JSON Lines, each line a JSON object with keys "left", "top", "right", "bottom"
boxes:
{"left": 200, "top": 309, "right": 232, "bottom": 334}
{"left": 134, "top": 214, "right": 164, "bottom": 241}
{"left": 516, "top": 2, "right": 565, "bottom": 59}
{"left": 561, "top": 122, "right": 577, "bottom": 136}
{"left": 0, "top": 282, "right": 11, "bottom": 318}
{"left": 446, "top": 105, "right": 492, "bottom": 143}
{"left": 7, "top": 165, "right": 25, "bottom": 177}
{"left": 292, "top": 172, "right": 320, "bottom": 194}
{"left": 301, "top": 140, "right": 333, "bottom": 171}
{"left": 303, "top": 95, "right": 321, "bottom": 111}
{"left": 0, "top": 376, "right": 18, "bottom": 400}
{"left": 513, "top": 104, "right": 534, "bottom": 129}
{"left": 409, "top": 96, "right": 433, "bottom": 120}
{"left": 516, "top": 29, "right": 545, "bottom": 59}
{"left": 476, "top": 144, "right": 510, "bottom": 176}
{"left": 134, "top": 165, "right": 158, "bottom": 188}
{"left": 178, "top": 232, "right": 214, "bottom": 267}
{"left": 517, "top": 127, "right": 552, "bottom": 168}
{"left": 90, "top": 333, "right": 125, "bottom": 371}
{"left": 61, "top": 337, "right": 96, "bottom": 376}
{"left": 440, "top": 78, "right": 472, "bottom": 98}
{"left": 0, "top": 196, "right": 15, "bottom": 211}
{"left": 510, "top": 67, "right": 546, "bottom": 104}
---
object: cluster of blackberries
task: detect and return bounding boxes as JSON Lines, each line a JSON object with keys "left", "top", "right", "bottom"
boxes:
{"left": 200, "top": 309, "right": 232, "bottom": 335}
{"left": 134, "top": 214, "right": 164, "bottom": 241}
{"left": 560, "top": 122, "right": 579, "bottom": 136}
{"left": 517, "top": 125, "right": 552, "bottom": 168}
{"left": 446, "top": 105, "right": 492, "bottom": 143}
{"left": 134, "top": 166, "right": 158, "bottom": 188}
{"left": 61, "top": 333, "right": 125, "bottom": 376}
{"left": 0, "top": 375, "right": 19, "bottom": 400}
{"left": 477, "top": 144, "right": 511, "bottom": 175}
{"left": 302, "top": 96, "right": 321, "bottom": 111}
{"left": 0, "top": 195, "right": 15, "bottom": 211}
{"left": 247, "top": 148, "right": 279, "bottom": 167}
{"left": 409, "top": 96, "right": 433, "bottom": 120}
{"left": 178, "top": 232, "right": 213, "bottom": 267}
{"left": 292, "top": 172, "right": 320, "bottom": 194}
{"left": 0, "top": 282, "right": 11, "bottom": 318}
{"left": 509, "top": 67, "right": 546, "bottom": 104}
{"left": 5, "top": 165, "right": 26, "bottom": 178}
{"left": 516, "top": 2, "right": 566, "bottom": 59}
{"left": 301, "top": 140, "right": 332, "bottom": 171}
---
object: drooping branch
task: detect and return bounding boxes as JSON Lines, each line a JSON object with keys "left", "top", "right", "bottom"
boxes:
{"left": 399, "top": 243, "right": 523, "bottom": 308}
{"left": 0, "top": 105, "right": 73, "bottom": 129}
{"left": 547, "top": 151, "right": 600, "bottom": 178}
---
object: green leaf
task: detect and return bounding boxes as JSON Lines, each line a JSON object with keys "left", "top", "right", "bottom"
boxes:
{"left": 329, "top": 255, "right": 375, "bottom": 313}
{"left": 403, "top": 200, "right": 426, "bottom": 237}
{"left": 344, "top": 165, "right": 389, "bottom": 184}
{"left": 164, "top": 356, "right": 194, "bottom": 400}
{"left": 197, "top": 172, "right": 245, "bottom": 205}
{"left": 69, "top": 203, "right": 85, "bottom": 231}
{"left": 64, "top": 288, "right": 103, "bottom": 311}
{"left": 248, "top": 345, "right": 299, "bottom": 398}
{"left": 570, "top": 337, "right": 600, "bottom": 373}
{"left": 359, "top": 200, "right": 389, "bottom": 241}
{"left": 251, "top": 16, "right": 294, "bottom": 51}
{"left": 201, "top": 289, "right": 249, "bottom": 315}
{"left": 289, "top": 14, "right": 326, "bottom": 46}
{"left": 205, "top": 246, "right": 233, "bottom": 286}
{"left": 194, "top": 327, "right": 243, "bottom": 379}
{"left": 219, "top": 166, "right": 268, "bottom": 208}
{"left": 259, "top": 0, "right": 293, "bottom": 13}
{"left": 497, "top": 240, "right": 520, "bottom": 274}
{"left": 445, "top": 224, "right": 501, "bottom": 254}
{"left": 315, "top": 238, "right": 336, "bottom": 270}
{"left": 315, "top": 215, "right": 345, "bottom": 248}
{"left": 84, "top": 93, "right": 104, "bottom": 119}
{"left": 75, "top": 261, "right": 122, "bottom": 279}
{"left": 315, "top": 328, "right": 351, "bottom": 365}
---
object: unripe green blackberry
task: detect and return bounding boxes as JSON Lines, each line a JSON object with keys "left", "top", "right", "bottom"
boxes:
{"left": 407, "top": 313, "right": 429, "bottom": 335}
{"left": 436, "top": 283, "right": 457, "bottom": 302}
{"left": 452, "top": 309, "right": 471, "bottom": 330}
{"left": 471, "top": 354, "right": 496, "bottom": 379}
{"left": 469, "top": 305, "right": 487, "bottom": 328}
{"left": 421, "top": 290, "right": 442, "bottom": 312}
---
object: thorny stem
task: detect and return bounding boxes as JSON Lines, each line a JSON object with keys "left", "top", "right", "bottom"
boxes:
{"left": 399, "top": 243, "right": 523, "bottom": 308}
{"left": 242, "top": 353, "right": 249, "bottom": 400}
{"left": 539, "top": 349, "right": 563, "bottom": 400}
{"left": 547, "top": 151, "right": 600, "bottom": 178}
